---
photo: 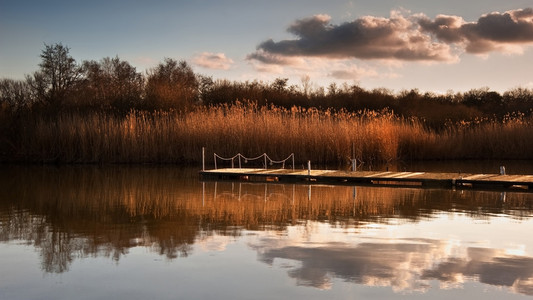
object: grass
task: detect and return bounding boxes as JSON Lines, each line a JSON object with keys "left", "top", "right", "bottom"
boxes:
{"left": 5, "top": 102, "right": 533, "bottom": 165}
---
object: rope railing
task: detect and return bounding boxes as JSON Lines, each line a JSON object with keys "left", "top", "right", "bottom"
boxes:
{"left": 213, "top": 152, "right": 295, "bottom": 170}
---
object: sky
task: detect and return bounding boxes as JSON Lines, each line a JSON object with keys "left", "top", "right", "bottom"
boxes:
{"left": 1, "top": 0, "right": 533, "bottom": 93}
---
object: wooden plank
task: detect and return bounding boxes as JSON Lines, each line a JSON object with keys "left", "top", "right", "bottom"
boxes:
{"left": 199, "top": 168, "right": 533, "bottom": 191}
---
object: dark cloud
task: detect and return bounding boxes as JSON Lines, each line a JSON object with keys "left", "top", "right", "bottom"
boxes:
{"left": 248, "top": 8, "right": 533, "bottom": 66}
{"left": 249, "top": 12, "right": 454, "bottom": 64}
{"left": 419, "top": 8, "right": 533, "bottom": 53}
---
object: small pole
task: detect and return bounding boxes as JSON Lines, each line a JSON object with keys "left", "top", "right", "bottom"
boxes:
{"left": 351, "top": 159, "right": 357, "bottom": 172}
{"left": 214, "top": 153, "right": 217, "bottom": 170}
{"left": 202, "top": 147, "right": 205, "bottom": 171}
{"left": 292, "top": 153, "right": 295, "bottom": 170}
{"left": 264, "top": 154, "right": 267, "bottom": 169}
{"left": 307, "top": 160, "right": 311, "bottom": 176}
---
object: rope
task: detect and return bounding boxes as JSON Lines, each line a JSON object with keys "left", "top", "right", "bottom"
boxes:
{"left": 213, "top": 152, "right": 295, "bottom": 170}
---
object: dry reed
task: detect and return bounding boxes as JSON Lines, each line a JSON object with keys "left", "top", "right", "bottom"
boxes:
{"left": 11, "top": 102, "right": 533, "bottom": 164}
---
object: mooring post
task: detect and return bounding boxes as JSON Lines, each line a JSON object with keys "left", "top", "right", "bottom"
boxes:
{"left": 202, "top": 147, "right": 205, "bottom": 171}
{"left": 351, "top": 159, "right": 357, "bottom": 172}
{"left": 500, "top": 166, "right": 506, "bottom": 175}
{"left": 307, "top": 160, "right": 311, "bottom": 176}
{"left": 292, "top": 153, "right": 295, "bottom": 170}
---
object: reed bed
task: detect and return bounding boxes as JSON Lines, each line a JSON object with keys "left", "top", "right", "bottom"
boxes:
{"left": 10, "top": 102, "right": 533, "bottom": 164}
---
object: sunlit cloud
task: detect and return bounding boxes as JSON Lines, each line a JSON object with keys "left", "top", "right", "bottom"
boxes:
{"left": 249, "top": 11, "right": 457, "bottom": 64}
{"left": 249, "top": 8, "right": 533, "bottom": 69}
{"left": 418, "top": 8, "right": 533, "bottom": 54}
{"left": 193, "top": 52, "right": 234, "bottom": 70}
{"left": 328, "top": 65, "right": 379, "bottom": 80}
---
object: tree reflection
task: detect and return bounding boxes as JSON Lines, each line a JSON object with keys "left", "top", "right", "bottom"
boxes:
{"left": 0, "top": 165, "right": 532, "bottom": 276}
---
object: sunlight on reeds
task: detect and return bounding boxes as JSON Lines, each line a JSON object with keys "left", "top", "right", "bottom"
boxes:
{"left": 12, "top": 102, "right": 533, "bottom": 164}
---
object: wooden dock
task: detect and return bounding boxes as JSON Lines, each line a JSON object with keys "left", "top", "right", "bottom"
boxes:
{"left": 199, "top": 168, "right": 533, "bottom": 191}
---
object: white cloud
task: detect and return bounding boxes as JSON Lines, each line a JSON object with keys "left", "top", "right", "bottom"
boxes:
{"left": 193, "top": 52, "right": 234, "bottom": 70}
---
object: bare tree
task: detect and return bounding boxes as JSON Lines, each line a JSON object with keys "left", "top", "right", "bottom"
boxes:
{"left": 31, "top": 43, "right": 83, "bottom": 105}
{"left": 0, "top": 79, "right": 34, "bottom": 109}
{"left": 300, "top": 75, "right": 311, "bottom": 98}
{"left": 82, "top": 56, "right": 144, "bottom": 109}
{"left": 145, "top": 58, "right": 199, "bottom": 110}
{"left": 272, "top": 78, "right": 288, "bottom": 92}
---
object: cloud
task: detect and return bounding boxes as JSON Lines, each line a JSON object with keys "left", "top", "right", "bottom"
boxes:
{"left": 248, "top": 8, "right": 533, "bottom": 66}
{"left": 249, "top": 11, "right": 456, "bottom": 64}
{"left": 246, "top": 49, "right": 304, "bottom": 66}
{"left": 253, "top": 237, "right": 533, "bottom": 295}
{"left": 328, "top": 65, "right": 379, "bottom": 80}
{"left": 418, "top": 8, "right": 533, "bottom": 54}
{"left": 193, "top": 52, "right": 234, "bottom": 70}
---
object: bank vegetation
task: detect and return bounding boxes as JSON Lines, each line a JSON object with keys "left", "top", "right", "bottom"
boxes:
{"left": 1, "top": 43, "right": 533, "bottom": 165}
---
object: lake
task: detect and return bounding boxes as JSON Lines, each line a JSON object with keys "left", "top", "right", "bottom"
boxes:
{"left": 1, "top": 164, "right": 533, "bottom": 299}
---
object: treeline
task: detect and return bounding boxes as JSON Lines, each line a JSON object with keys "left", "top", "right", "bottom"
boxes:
{"left": 2, "top": 43, "right": 533, "bottom": 123}
{"left": 1, "top": 43, "right": 533, "bottom": 164}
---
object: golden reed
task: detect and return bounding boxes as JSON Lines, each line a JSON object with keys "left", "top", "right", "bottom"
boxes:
{"left": 13, "top": 102, "right": 533, "bottom": 164}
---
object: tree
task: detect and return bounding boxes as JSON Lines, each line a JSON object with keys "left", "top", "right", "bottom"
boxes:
{"left": 0, "top": 79, "right": 34, "bottom": 109}
{"left": 31, "top": 43, "right": 83, "bottom": 105}
{"left": 300, "top": 75, "right": 311, "bottom": 98}
{"left": 197, "top": 75, "right": 214, "bottom": 104}
{"left": 82, "top": 56, "right": 144, "bottom": 109}
{"left": 272, "top": 78, "right": 288, "bottom": 92}
{"left": 145, "top": 58, "right": 199, "bottom": 110}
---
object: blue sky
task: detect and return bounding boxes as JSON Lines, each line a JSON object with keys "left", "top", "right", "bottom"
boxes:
{"left": 1, "top": 0, "right": 533, "bottom": 93}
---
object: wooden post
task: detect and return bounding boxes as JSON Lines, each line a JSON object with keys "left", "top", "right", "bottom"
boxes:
{"left": 351, "top": 159, "right": 357, "bottom": 172}
{"left": 292, "top": 153, "right": 295, "bottom": 170}
{"left": 202, "top": 147, "right": 205, "bottom": 171}
{"left": 307, "top": 160, "right": 311, "bottom": 176}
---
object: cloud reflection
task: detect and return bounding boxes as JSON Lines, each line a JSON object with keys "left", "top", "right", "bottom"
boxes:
{"left": 253, "top": 237, "right": 533, "bottom": 295}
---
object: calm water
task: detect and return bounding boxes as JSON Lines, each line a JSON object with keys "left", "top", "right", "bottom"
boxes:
{"left": 1, "top": 164, "right": 533, "bottom": 299}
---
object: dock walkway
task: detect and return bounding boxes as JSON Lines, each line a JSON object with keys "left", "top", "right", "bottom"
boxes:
{"left": 200, "top": 168, "right": 533, "bottom": 191}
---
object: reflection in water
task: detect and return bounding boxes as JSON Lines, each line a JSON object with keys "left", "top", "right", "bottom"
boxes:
{"left": 253, "top": 237, "right": 533, "bottom": 295}
{"left": 1, "top": 166, "right": 533, "bottom": 297}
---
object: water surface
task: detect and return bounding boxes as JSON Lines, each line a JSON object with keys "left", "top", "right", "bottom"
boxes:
{"left": 1, "top": 165, "right": 533, "bottom": 299}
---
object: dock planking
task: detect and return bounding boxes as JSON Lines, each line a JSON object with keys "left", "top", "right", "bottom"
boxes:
{"left": 199, "top": 168, "right": 533, "bottom": 191}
